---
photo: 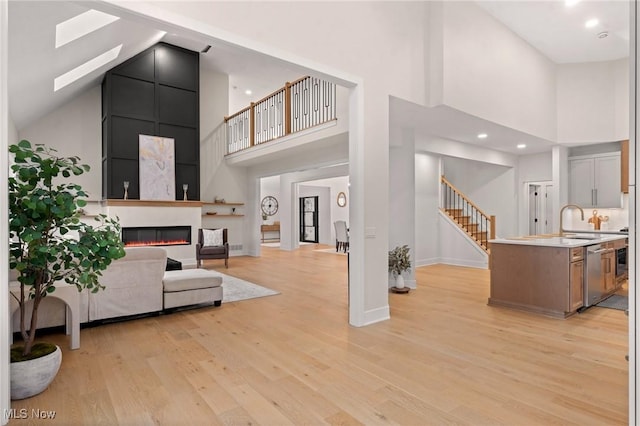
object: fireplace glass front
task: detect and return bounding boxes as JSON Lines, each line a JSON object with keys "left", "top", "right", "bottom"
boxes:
{"left": 122, "top": 226, "right": 191, "bottom": 247}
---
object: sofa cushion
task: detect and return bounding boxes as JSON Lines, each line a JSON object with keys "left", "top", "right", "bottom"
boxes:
{"left": 199, "top": 245, "right": 226, "bottom": 255}
{"left": 202, "top": 229, "right": 223, "bottom": 247}
{"left": 163, "top": 269, "right": 223, "bottom": 293}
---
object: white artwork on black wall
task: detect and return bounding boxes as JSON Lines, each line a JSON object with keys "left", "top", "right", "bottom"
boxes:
{"left": 139, "top": 134, "right": 175, "bottom": 201}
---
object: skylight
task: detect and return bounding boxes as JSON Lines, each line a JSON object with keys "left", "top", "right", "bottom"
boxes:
{"left": 56, "top": 9, "right": 120, "bottom": 49}
{"left": 54, "top": 44, "right": 123, "bottom": 92}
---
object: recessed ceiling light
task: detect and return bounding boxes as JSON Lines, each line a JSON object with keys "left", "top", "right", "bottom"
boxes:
{"left": 54, "top": 44, "right": 122, "bottom": 91}
{"left": 56, "top": 10, "right": 120, "bottom": 49}
{"left": 565, "top": 0, "right": 581, "bottom": 7}
{"left": 245, "top": 89, "right": 252, "bottom": 95}
{"left": 585, "top": 19, "right": 599, "bottom": 29}
{"left": 477, "top": 133, "right": 488, "bottom": 139}
{"left": 597, "top": 31, "right": 609, "bottom": 39}
{"left": 517, "top": 144, "right": 527, "bottom": 149}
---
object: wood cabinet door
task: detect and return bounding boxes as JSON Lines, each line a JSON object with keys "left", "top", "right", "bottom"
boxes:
{"left": 622, "top": 140, "right": 629, "bottom": 194}
{"left": 569, "top": 260, "right": 584, "bottom": 311}
{"left": 603, "top": 252, "right": 616, "bottom": 292}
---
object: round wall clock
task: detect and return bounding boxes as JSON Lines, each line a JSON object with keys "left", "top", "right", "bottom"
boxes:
{"left": 261, "top": 196, "right": 279, "bottom": 216}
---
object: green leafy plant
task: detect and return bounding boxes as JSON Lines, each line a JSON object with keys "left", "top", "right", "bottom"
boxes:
{"left": 388, "top": 245, "right": 411, "bottom": 277}
{"left": 9, "top": 140, "right": 126, "bottom": 358}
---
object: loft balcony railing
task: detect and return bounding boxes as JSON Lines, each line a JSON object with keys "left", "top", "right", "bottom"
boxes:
{"left": 225, "top": 76, "right": 336, "bottom": 155}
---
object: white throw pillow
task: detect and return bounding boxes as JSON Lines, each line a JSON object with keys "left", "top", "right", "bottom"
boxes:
{"left": 203, "top": 229, "right": 223, "bottom": 247}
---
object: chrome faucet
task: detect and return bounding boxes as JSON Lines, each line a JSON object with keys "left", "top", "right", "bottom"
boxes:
{"left": 559, "top": 204, "right": 584, "bottom": 236}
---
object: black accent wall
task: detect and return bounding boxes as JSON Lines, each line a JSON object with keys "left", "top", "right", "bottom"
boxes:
{"left": 102, "top": 42, "right": 200, "bottom": 200}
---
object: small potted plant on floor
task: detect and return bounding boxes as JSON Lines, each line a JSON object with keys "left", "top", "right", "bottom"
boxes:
{"left": 8, "top": 140, "right": 125, "bottom": 399}
{"left": 389, "top": 245, "right": 411, "bottom": 290}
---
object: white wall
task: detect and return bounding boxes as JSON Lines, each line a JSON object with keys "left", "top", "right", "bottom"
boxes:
{"left": 19, "top": 86, "right": 102, "bottom": 200}
{"left": 439, "top": 1, "right": 557, "bottom": 142}
{"left": 260, "top": 175, "right": 281, "bottom": 225}
{"left": 200, "top": 69, "right": 229, "bottom": 141}
{"left": 518, "top": 152, "right": 553, "bottom": 183}
{"left": 415, "top": 152, "right": 440, "bottom": 266}
{"left": 8, "top": 110, "right": 16, "bottom": 146}
{"left": 1, "top": 0, "right": 10, "bottom": 416}
{"left": 557, "top": 58, "right": 629, "bottom": 143}
{"left": 389, "top": 129, "right": 416, "bottom": 288}
{"left": 439, "top": 212, "right": 489, "bottom": 268}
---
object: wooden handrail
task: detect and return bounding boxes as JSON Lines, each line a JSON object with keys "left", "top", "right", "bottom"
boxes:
{"left": 224, "top": 106, "right": 251, "bottom": 122}
{"left": 290, "top": 75, "right": 309, "bottom": 86}
{"left": 441, "top": 175, "right": 492, "bottom": 219}
{"left": 253, "top": 86, "right": 286, "bottom": 107}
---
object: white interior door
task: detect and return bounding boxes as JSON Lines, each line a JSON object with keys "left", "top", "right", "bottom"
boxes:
{"left": 527, "top": 181, "right": 554, "bottom": 235}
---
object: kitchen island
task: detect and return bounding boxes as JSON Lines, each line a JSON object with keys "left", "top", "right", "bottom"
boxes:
{"left": 489, "top": 233, "right": 627, "bottom": 318}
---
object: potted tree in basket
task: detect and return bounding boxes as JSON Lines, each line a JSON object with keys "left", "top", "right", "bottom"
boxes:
{"left": 8, "top": 140, "right": 125, "bottom": 399}
{"left": 389, "top": 245, "right": 411, "bottom": 290}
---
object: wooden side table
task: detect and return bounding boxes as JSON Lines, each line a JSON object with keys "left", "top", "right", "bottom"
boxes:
{"left": 261, "top": 224, "right": 280, "bottom": 242}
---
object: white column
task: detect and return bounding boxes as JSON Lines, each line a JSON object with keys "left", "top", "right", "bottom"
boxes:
{"left": 389, "top": 128, "right": 416, "bottom": 288}
{"left": 348, "top": 84, "right": 391, "bottom": 326}
{"left": 630, "top": 1, "right": 638, "bottom": 422}
{"left": 1, "top": 0, "right": 11, "bottom": 420}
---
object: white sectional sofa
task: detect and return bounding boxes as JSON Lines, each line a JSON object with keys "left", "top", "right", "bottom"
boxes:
{"left": 11, "top": 246, "right": 223, "bottom": 332}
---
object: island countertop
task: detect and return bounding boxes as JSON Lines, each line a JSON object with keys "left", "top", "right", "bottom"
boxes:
{"left": 489, "top": 233, "right": 627, "bottom": 248}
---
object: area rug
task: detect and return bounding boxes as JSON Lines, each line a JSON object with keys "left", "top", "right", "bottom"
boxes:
{"left": 218, "top": 272, "right": 280, "bottom": 303}
{"left": 314, "top": 248, "right": 348, "bottom": 256}
{"left": 596, "top": 294, "right": 628, "bottom": 311}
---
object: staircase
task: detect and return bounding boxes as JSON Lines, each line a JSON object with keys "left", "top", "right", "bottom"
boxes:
{"left": 441, "top": 176, "right": 495, "bottom": 252}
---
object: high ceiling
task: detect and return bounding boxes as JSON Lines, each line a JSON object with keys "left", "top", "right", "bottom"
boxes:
{"left": 7, "top": 1, "right": 631, "bottom": 155}
{"left": 478, "top": 0, "right": 629, "bottom": 64}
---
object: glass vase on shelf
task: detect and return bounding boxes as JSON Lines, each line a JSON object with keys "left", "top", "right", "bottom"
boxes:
{"left": 123, "top": 181, "right": 129, "bottom": 200}
{"left": 183, "top": 184, "right": 188, "bottom": 201}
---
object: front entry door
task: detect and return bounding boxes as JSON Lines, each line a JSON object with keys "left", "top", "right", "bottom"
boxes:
{"left": 300, "top": 196, "right": 319, "bottom": 243}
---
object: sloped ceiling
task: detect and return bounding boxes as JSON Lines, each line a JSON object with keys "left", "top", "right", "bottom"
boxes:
{"left": 8, "top": 1, "right": 301, "bottom": 132}
{"left": 8, "top": 1, "right": 165, "bottom": 130}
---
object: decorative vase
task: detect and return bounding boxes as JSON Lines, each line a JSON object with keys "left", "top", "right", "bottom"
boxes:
{"left": 395, "top": 274, "right": 405, "bottom": 289}
{"left": 11, "top": 345, "right": 62, "bottom": 400}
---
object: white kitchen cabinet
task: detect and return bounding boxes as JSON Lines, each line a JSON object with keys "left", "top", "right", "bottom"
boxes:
{"left": 568, "top": 153, "right": 621, "bottom": 208}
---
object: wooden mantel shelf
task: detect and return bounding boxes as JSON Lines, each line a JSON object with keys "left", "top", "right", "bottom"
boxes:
{"left": 103, "top": 199, "right": 204, "bottom": 208}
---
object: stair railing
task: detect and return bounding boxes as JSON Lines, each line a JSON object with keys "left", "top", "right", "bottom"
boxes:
{"left": 440, "top": 175, "right": 496, "bottom": 252}
{"left": 225, "top": 76, "right": 336, "bottom": 155}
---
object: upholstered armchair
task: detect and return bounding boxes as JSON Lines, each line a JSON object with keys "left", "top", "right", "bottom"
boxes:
{"left": 196, "top": 228, "right": 229, "bottom": 268}
{"left": 334, "top": 220, "right": 349, "bottom": 253}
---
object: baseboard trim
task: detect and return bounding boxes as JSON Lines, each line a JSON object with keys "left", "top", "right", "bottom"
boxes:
{"left": 438, "top": 257, "right": 488, "bottom": 269}
{"left": 353, "top": 305, "right": 390, "bottom": 327}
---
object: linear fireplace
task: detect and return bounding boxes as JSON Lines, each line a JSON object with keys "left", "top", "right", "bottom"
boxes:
{"left": 122, "top": 226, "right": 191, "bottom": 247}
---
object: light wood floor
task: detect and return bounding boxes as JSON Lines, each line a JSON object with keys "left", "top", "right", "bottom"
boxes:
{"left": 11, "top": 244, "right": 628, "bottom": 425}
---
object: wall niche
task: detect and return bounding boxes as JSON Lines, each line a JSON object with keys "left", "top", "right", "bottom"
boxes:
{"left": 102, "top": 42, "right": 200, "bottom": 200}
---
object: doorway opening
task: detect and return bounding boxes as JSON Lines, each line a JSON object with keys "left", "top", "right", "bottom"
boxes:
{"left": 526, "top": 181, "right": 553, "bottom": 235}
{"left": 300, "top": 196, "right": 319, "bottom": 243}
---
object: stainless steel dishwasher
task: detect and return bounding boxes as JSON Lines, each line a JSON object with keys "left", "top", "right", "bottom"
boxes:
{"left": 584, "top": 244, "right": 614, "bottom": 308}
